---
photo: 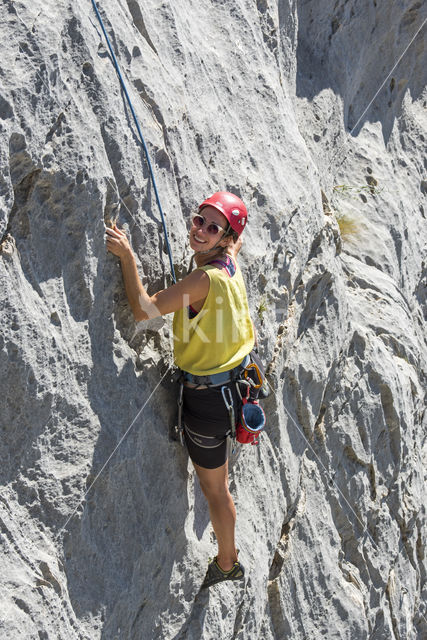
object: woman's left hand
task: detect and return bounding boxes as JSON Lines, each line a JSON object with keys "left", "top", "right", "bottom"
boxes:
{"left": 228, "top": 235, "right": 243, "bottom": 257}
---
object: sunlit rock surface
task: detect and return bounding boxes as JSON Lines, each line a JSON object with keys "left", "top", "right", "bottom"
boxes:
{"left": 1, "top": 1, "right": 426, "bottom": 638}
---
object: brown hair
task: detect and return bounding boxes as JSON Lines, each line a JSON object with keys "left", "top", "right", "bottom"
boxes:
{"left": 224, "top": 226, "right": 239, "bottom": 243}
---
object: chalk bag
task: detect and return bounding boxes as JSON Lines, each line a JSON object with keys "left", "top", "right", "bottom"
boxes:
{"left": 236, "top": 401, "right": 266, "bottom": 445}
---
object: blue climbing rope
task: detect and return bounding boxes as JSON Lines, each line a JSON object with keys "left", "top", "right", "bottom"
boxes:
{"left": 91, "top": 0, "right": 176, "bottom": 284}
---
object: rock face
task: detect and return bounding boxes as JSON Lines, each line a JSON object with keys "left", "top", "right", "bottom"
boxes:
{"left": 0, "top": 0, "right": 426, "bottom": 638}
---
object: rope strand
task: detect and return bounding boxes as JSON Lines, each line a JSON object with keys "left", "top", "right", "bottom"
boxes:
{"left": 91, "top": 0, "right": 176, "bottom": 283}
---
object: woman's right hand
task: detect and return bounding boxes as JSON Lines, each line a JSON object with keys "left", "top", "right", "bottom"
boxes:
{"left": 105, "top": 225, "right": 133, "bottom": 260}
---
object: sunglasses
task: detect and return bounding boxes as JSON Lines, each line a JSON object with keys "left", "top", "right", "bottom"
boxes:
{"left": 192, "top": 214, "right": 228, "bottom": 236}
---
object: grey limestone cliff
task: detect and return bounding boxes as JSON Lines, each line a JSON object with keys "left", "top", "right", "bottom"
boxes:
{"left": 0, "top": 1, "right": 426, "bottom": 638}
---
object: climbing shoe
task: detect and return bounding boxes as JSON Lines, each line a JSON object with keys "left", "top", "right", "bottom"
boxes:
{"left": 201, "top": 557, "right": 245, "bottom": 589}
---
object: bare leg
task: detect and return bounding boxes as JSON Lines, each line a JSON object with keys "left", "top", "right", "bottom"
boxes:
{"left": 193, "top": 460, "right": 238, "bottom": 571}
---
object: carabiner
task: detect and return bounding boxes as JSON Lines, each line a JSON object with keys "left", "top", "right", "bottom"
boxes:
{"left": 221, "top": 385, "right": 236, "bottom": 440}
{"left": 221, "top": 385, "right": 234, "bottom": 412}
{"left": 244, "top": 362, "right": 263, "bottom": 389}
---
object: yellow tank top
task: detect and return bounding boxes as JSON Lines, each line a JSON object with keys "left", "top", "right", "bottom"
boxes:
{"left": 173, "top": 262, "right": 254, "bottom": 375}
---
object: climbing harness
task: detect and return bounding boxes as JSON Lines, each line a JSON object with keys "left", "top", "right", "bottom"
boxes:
{"left": 172, "top": 350, "right": 267, "bottom": 453}
{"left": 185, "top": 426, "right": 226, "bottom": 450}
{"left": 170, "top": 357, "right": 248, "bottom": 448}
{"left": 181, "top": 354, "right": 250, "bottom": 387}
{"left": 91, "top": 0, "right": 176, "bottom": 283}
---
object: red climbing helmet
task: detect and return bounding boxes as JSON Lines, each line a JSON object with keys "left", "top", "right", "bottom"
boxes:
{"left": 199, "top": 191, "right": 248, "bottom": 236}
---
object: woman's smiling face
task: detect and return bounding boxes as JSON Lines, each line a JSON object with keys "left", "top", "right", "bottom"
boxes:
{"left": 189, "top": 206, "right": 229, "bottom": 252}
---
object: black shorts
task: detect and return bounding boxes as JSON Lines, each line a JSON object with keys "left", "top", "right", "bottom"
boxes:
{"left": 183, "top": 383, "right": 242, "bottom": 469}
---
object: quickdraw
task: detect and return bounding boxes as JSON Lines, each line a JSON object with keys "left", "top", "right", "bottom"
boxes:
{"left": 170, "top": 377, "right": 185, "bottom": 446}
{"left": 221, "top": 385, "right": 237, "bottom": 453}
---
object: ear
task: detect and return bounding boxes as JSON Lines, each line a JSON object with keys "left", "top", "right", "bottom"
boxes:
{"left": 219, "top": 233, "right": 233, "bottom": 249}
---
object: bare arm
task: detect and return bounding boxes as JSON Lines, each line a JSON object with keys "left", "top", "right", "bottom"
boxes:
{"left": 106, "top": 226, "right": 209, "bottom": 321}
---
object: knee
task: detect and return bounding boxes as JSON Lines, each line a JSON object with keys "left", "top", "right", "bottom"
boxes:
{"left": 199, "top": 479, "right": 229, "bottom": 502}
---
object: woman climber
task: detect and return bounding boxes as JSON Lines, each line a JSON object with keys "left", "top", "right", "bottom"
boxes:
{"left": 105, "top": 191, "right": 254, "bottom": 589}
